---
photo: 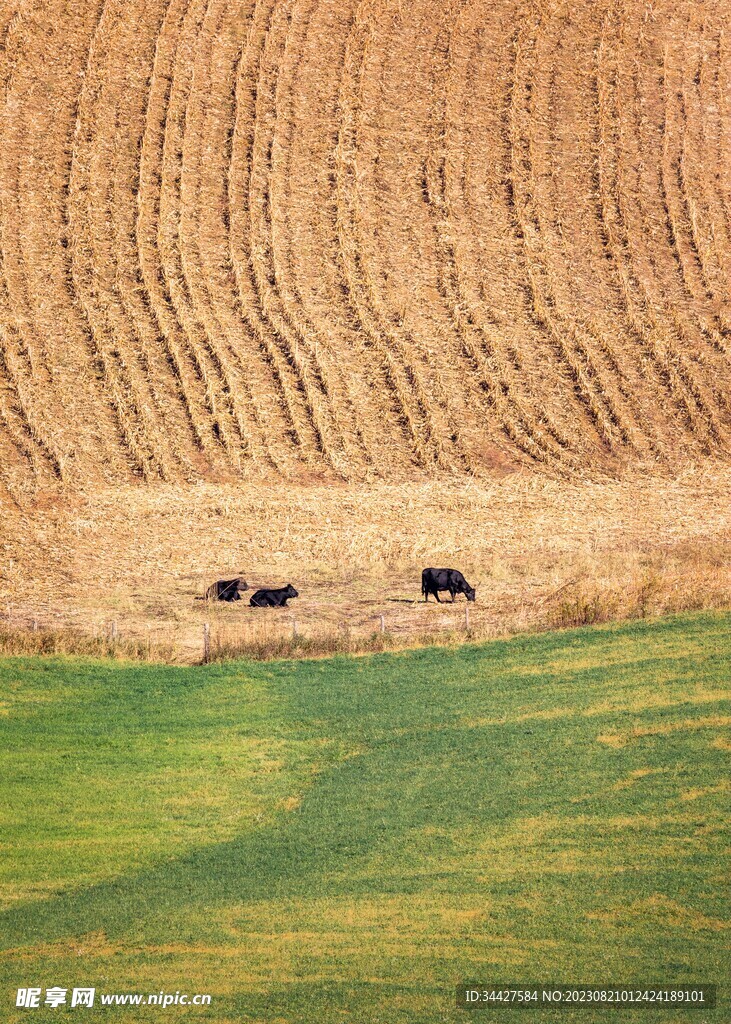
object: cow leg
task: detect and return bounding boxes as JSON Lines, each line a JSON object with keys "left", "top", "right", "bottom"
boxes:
{"left": 435, "top": 591, "right": 442, "bottom": 603}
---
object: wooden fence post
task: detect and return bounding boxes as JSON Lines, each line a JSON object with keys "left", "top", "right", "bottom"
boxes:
{"left": 465, "top": 605, "right": 470, "bottom": 630}
{"left": 203, "top": 623, "right": 211, "bottom": 664}
{"left": 292, "top": 617, "right": 298, "bottom": 638}
{"left": 380, "top": 614, "right": 385, "bottom": 633}
{"left": 110, "top": 620, "right": 118, "bottom": 640}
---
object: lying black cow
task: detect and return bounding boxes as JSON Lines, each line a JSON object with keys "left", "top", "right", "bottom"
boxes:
{"left": 422, "top": 567, "right": 476, "bottom": 603}
{"left": 250, "top": 584, "right": 299, "bottom": 608}
{"left": 203, "top": 577, "right": 248, "bottom": 602}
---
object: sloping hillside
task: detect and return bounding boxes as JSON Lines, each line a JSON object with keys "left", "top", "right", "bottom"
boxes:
{"left": 1, "top": 614, "right": 729, "bottom": 1022}
{"left": 1, "top": 0, "right": 730, "bottom": 489}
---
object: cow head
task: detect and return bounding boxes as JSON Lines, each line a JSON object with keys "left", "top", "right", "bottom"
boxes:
{"left": 465, "top": 585, "right": 476, "bottom": 602}
{"left": 236, "top": 578, "right": 249, "bottom": 591}
{"left": 286, "top": 584, "right": 299, "bottom": 598}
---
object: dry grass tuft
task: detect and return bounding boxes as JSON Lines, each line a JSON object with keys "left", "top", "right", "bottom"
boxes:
{"left": 0, "top": 625, "right": 175, "bottom": 662}
{"left": 206, "top": 627, "right": 402, "bottom": 664}
{"left": 547, "top": 554, "right": 730, "bottom": 629}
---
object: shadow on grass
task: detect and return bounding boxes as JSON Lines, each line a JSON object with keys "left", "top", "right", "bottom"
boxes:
{"left": 1, "top": 613, "right": 728, "bottom": 955}
{"left": 0, "top": 718, "right": 589, "bottom": 949}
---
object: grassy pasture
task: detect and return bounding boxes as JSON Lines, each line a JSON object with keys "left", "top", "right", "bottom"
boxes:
{"left": 0, "top": 612, "right": 729, "bottom": 1022}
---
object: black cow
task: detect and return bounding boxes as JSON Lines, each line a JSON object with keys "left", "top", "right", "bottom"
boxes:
{"left": 202, "top": 577, "right": 248, "bottom": 602}
{"left": 422, "top": 567, "right": 476, "bottom": 603}
{"left": 249, "top": 584, "right": 299, "bottom": 608}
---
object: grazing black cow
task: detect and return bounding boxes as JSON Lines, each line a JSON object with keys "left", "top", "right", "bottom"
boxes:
{"left": 422, "top": 567, "right": 476, "bottom": 603}
{"left": 249, "top": 584, "right": 299, "bottom": 608}
{"left": 202, "top": 577, "right": 248, "bottom": 602}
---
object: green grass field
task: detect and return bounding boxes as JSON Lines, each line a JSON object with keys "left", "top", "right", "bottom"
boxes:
{"left": 1, "top": 612, "right": 729, "bottom": 1022}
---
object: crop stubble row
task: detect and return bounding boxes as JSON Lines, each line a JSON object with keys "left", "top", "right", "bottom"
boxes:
{"left": 0, "top": 0, "right": 729, "bottom": 490}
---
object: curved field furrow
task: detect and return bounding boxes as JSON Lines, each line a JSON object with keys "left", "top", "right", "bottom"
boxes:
{"left": 335, "top": 7, "right": 434, "bottom": 469}
{"left": 260, "top": 0, "right": 355, "bottom": 472}
{"left": 273, "top": 0, "right": 405, "bottom": 475}
{"left": 109, "top": 0, "right": 202, "bottom": 479}
{"left": 268, "top": 0, "right": 378, "bottom": 475}
{"left": 660, "top": 29, "right": 731, "bottom": 363}
{"left": 46, "top": 1, "right": 139, "bottom": 481}
{"left": 0, "top": 431, "right": 26, "bottom": 504}
{"left": 716, "top": 24, "right": 731, "bottom": 250}
{"left": 699, "top": 22, "right": 731, "bottom": 299}
{"left": 0, "top": 247, "right": 64, "bottom": 483}
{"left": 577, "top": 15, "right": 670, "bottom": 461}
{"left": 699, "top": 19, "right": 731, "bottom": 313}
{"left": 84, "top": 0, "right": 188, "bottom": 480}
{"left": 0, "top": 8, "right": 76, "bottom": 481}
{"left": 318, "top": 5, "right": 428, "bottom": 474}
{"left": 0, "top": 219, "right": 66, "bottom": 481}
{"left": 532, "top": 5, "right": 663, "bottom": 461}
{"left": 180, "top": 1, "right": 283, "bottom": 473}
{"left": 249, "top": 0, "right": 356, "bottom": 473}
{"left": 178, "top": 0, "right": 277, "bottom": 471}
{"left": 0, "top": 332, "right": 62, "bottom": 484}
{"left": 68, "top": 0, "right": 167, "bottom": 481}
{"left": 500, "top": 29, "right": 604, "bottom": 463}
{"left": 137, "top": 0, "right": 229, "bottom": 470}
{"left": 3, "top": 4, "right": 142, "bottom": 483}
{"left": 228, "top": 61, "right": 304, "bottom": 474}
{"left": 354, "top": 1, "right": 477, "bottom": 473}
{"left": 595, "top": 12, "right": 691, "bottom": 453}
{"left": 159, "top": 0, "right": 249, "bottom": 462}
{"left": 336, "top": 0, "right": 467, "bottom": 472}
{"left": 424, "top": 5, "right": 574, "bottom": 474}
{"left": 229, "top": 0, "right": 328, "bottom": 468}
{"left": 678, "top": 10, "right": 731, "bottom": 336}
{"left": 424, "top": 7, "right": 524, "bottom": 465}
{"left": 526, "top": 7, "right": 654, "bottom": 459}
{"left": 0, "top": 373, "right": 31, "bottom": 473}
{"left": 597, "top": 8, "right": 724, "bottom": 455}
{"left": 453, "top": 4, "right": 581, "bottom": 464}
{"left": 0, "top": 7, "right": 24, "bottom": 101}
{"left": 0, "top": 339, "right": 47, "bottom": 483}
{"left": 510, "top": 20, "right": 633, "bottom": 460}
{"left": 623, "top": 14, "right": 729, "bottom": 447}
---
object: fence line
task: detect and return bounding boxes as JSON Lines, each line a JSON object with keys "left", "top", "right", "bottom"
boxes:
{"left": 201, "top": 607, "right": 479, "bottom": 661}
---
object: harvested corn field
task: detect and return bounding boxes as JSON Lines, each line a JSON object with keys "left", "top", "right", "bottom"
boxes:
{"left": 1, "top": 0, "right": 731, "bottom": 492}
